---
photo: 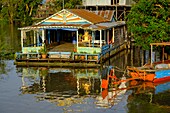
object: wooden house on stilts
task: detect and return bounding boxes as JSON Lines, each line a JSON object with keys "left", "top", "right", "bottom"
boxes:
{"left": 15, "top": 9, "right": 128, "bottom": 67}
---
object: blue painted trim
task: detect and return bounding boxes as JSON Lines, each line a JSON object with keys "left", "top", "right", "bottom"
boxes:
{"left": 41, "top": 22, "right": 89, "bottom": 25}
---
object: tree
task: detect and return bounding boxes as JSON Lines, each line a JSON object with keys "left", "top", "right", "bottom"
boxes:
{"left": 52, "top": 0, "right": 82, "bottom": 11}
{"left": 17, "top": 0, "right": 43, "bottom": 26}
{"left": 126, "top": 0, "right": 170, "bottom": 50}
{"left": 65, "top": 0, "right": 82, "bottom": 9}
{"left": 0, "top": 0, "right": 42, "bottom": 25}
{"left": 0, "top": 0, "right": 18, "bottom": 24}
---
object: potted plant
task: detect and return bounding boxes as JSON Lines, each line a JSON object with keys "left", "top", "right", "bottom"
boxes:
{"left": 40, "top": 45, "right": 47, "bottom": 59}
{"left": 80, "top": 55, "right": 85, "bottom": 60}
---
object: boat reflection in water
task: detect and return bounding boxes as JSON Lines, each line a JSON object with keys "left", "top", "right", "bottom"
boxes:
{"left": 17, "top": 67, "right": 170, "bottom": 111}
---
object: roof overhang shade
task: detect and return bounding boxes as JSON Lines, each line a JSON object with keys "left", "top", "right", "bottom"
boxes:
{"left": 18, "top": 25, "right": 82, "bottom": 30}
{"left": 18, "top": 21, "right": 125, "bottom": 31}
{"left": 150, "top": 42, "right": 170, "bottom": 66}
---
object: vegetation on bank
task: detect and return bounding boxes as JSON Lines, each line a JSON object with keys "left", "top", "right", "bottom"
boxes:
{"left": 0, "top": 0, "right": 42, "bottom": 25}
{"left": 126, "top": 0, "right": 170, "bottom": 50}
{"left": 0, "top": 0, "right": 82, "bottom": 26}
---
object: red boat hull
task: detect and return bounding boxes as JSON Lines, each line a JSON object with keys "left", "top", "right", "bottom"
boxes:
{"left": 153, "top": 76, "right": 170, "bottom": 83}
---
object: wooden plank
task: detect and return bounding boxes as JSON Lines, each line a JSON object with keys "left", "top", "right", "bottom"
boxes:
{"left": 14, "top": 61, "right": 101, "bottom": 68}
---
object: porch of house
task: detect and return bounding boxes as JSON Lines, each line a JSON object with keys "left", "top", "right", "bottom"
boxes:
{"left": 47, "top": 42, "right": 75, "bottom": 59}
{"left": 47, "top": 41, "right": 101, "bottom": 61}
{"left": 49, "top": 42, "right": 75, "bottom": 52}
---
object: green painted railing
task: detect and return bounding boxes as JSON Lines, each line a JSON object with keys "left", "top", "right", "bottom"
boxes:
{"left": 77, "top": 47, "right": 101, "bottom": 54}
{"left": 22, "top": 46, "right": 43, "bottom": 53}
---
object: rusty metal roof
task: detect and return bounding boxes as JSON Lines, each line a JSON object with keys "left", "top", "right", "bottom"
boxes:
{"left": 93, "top": 10, "right": 115, "bottom": 21}
{"left": 67, "top": 9, "right": 110, "bottom": 24}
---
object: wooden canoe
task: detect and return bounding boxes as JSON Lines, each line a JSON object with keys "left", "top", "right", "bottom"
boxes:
{"left": 127, "top": 62, "right": 170, "bottom": 83}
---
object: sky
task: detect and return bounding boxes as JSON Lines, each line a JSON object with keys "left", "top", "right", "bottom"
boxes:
{"left": 42, "top": 0, "right": 46, "bottom": 4}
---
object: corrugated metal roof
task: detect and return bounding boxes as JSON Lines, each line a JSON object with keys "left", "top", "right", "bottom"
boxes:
{"left": 97, "top": 21, "right": 125, "bottom": 28}
{"left": 19, "top": 9, "right": 124, "bottom": 30}
{"left": 93, "top": 10, "right": 115, "bottom": 21}
{"left": 67, "top": 9, "right": 109, "bottom": 24}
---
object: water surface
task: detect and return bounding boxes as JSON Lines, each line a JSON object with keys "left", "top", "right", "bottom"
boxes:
{"left": 0, "top": 60, "right": 170, "bottom": 113}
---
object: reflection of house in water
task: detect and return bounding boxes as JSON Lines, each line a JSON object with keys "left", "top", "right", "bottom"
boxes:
{"left": 20, "top": 67, "right": 41, "bottom": 93}
{"left": 19, "top": 66, "right": 129, "bottom": 108}
{"left": 73, "top": 68, "right": 102, "bottom": 95}
{"left": 18, "top": 67, "right": 106, "bottom": 98}
{"left": 17, "top": 67, "right": 170, "bottom": 110}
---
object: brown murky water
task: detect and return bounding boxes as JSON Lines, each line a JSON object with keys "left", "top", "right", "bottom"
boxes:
{"left": 0, "top": 24, "right": 170, "bottom": 113}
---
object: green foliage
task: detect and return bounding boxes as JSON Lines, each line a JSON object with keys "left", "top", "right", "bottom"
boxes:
{"left": 126, "top": 0, "right": 170, "bottom": 50}
{"left": 0, "top": 0, "right": 18, "bottom": 24}
{"left": 0, "top": 0, "right": 42, "bottom": 25}
{"left": 17, "top": 0, "right": 43, "bottom": 26}
{"left": 53, "top": 0, "right": 82, "bottom": 11}
{"left": 39, "top": 44, "right": 47, "bottom": 54}
{"left": 65, "top": 0, "right": 82, "bottom": 9}
{"left": 132, "top": 0, "right": 140, "bottom": 3}
{"left": 0, "top": 0, "right": 82, "bottom": 25}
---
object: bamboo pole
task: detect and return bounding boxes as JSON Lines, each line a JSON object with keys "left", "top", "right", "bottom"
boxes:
{"left": 163, "top": 46, "right": 164, "bottom": 63}
{"left": 151, "top": 44, "right": 153, "bottom": 67}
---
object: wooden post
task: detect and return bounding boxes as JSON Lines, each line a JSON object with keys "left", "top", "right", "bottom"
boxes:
{"left": 116, "top": 0, "right": 118, "bottom": 20}
{"left": 163, "top": 46, "right": 164, "bottom": 63}
{"left": 107, "top": 30, "right": 109, "bottom": 44}
{"left": 151, "top": 44, "right": 153, "bottom": 66}
{"left": 112, "top": 28, "right": 114, "bottom": 43}
{"left": 92, "top": 31, "right": 95, "bottom": 47}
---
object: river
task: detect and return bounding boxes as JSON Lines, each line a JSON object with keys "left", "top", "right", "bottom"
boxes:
{"left": 0, "top": 23, "right": 170, "bottom": 113}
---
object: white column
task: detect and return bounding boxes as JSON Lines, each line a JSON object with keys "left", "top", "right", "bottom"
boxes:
{"left": 76, "top": 30, "right": 78, "bottom": 48}
{"left": 42, "top": 29, "right": 45, "bottom": 44}
{"left": 100, "top": 30, "right": 102, "bottom": 47}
